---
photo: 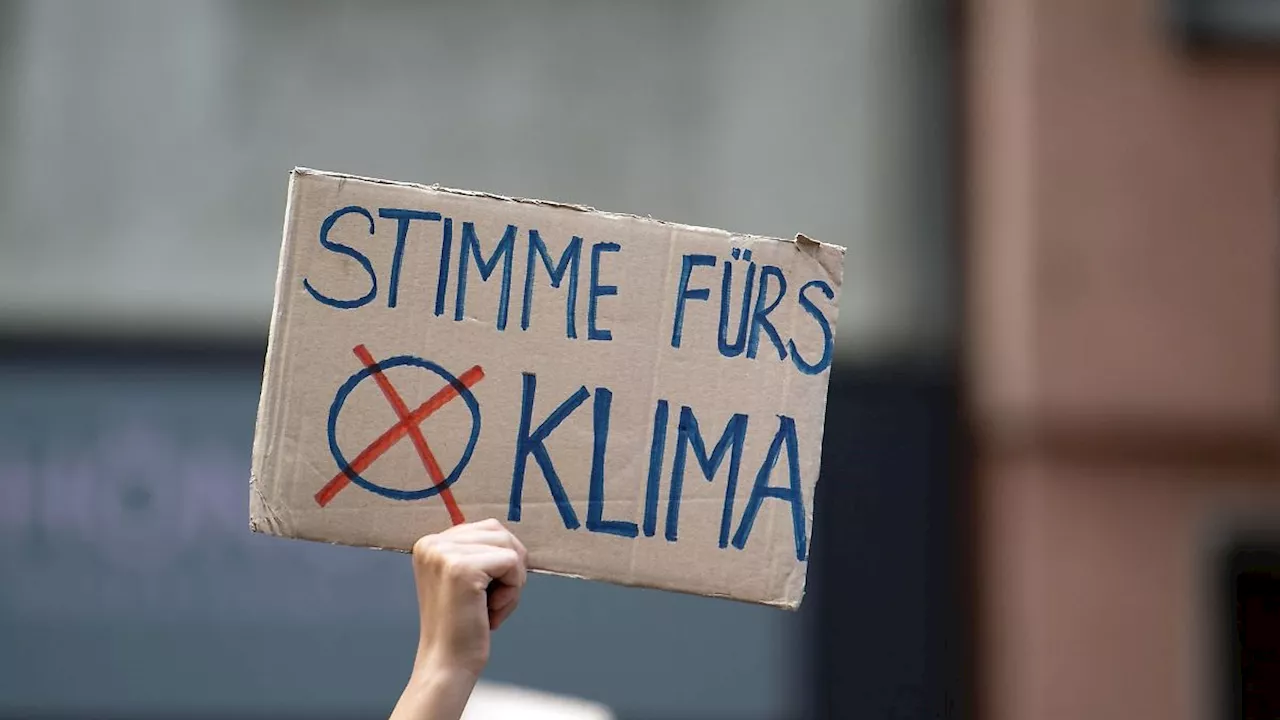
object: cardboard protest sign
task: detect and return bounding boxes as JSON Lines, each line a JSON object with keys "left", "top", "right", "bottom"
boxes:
{"left": 250, "top": 168, "right": 844, "bottom": 608}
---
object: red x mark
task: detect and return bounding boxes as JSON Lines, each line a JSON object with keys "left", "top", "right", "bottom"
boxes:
{"left": 313, "top": 344, "right": 484, "bottom": 526}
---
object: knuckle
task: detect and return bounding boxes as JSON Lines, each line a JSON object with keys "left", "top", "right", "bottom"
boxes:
{"left": 411, "top": 535, "right": 437, "bottom": 561}
{"left": 503, "top": 549, "right": 527, "bottom": 581}
{"left": 442, "top": 556, "right": 472, "bottom": 582}
{"left": 412, "top": 536, "right": 448, "bottom": 572}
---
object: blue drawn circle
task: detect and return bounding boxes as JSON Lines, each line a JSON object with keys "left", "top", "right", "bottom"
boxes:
{"left": 327, "top": 355, "right": 481, "bottom": 500}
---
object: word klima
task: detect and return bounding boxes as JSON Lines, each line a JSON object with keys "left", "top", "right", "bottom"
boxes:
{"left": 509, "top": 372, "right": 809, "bottom": 561}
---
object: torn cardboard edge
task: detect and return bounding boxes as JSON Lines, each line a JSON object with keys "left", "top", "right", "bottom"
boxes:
{"left": 293, "top": 167, "right": 848, "bottom": 256}
{"left": 248, "top": 521, "right": 804, "bottom": 609}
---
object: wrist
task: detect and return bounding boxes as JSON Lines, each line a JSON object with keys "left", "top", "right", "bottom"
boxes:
{"left": 392, "top": 659, "right": 480, "bottom": 720}
{"left": 413, "top": 648, "right": 485, "bottom": 686}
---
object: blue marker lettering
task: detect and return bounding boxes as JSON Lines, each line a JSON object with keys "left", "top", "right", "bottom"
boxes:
{"left": 456, "top": 222, "right": 516, "bottom": 330}
{"left": 585, "top": 387, "right": 638, "bottom": 538}
{"left": 746, "top": 265, "right": 788, "bottom": 360}
{"left": 643, "top": 399, "right": 669, "bottom": 537}
{"left": 509, "top": 373, "right": 587, "bottom": 529}
{"left": 665, "top": 406, "right": 749, "bottom": 548}
{"left": 522, "top": 230, "right": 582, "bottom": 338}
{"left": 587, "top": 242, "right": 619, "bottom": 341}
{"left": 787, "top": 279, "right": 835, "bottom": 375}
{"left": 670, "top": 254, "right": 716, "bottom": 348}
{"left": 303, "top": 205, "right": 377, "bottom": 309}
{"left": 718, "top": 248, "right": 756, "bottom": 357}
{"left": 377, "top": 208, "right": 441, "bottom": 308}
{"left": 732, "top": 415, "right": 807, "bottom": 561}
{"left": 434, "top": 217, "right": 453, "bottom": 317}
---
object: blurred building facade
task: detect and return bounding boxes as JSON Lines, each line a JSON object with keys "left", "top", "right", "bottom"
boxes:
{"left": 966, "top": 1, "right": 1280, "bottom": 719}
{"left": 0, "top": 2, "right": 959, "bottom": 719}
{"left": 16, "top": 0, "right": 1280, "bottom": 717}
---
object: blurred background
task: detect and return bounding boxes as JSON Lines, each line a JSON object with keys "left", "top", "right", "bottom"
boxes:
{"left": 0, "top": 1, "right": 1276, "bottom": 719}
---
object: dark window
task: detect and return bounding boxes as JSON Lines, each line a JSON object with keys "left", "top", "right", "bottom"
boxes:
{"left": 1228, "top": 546, "right": 1280, "bottom": 720}
{"left": 1176, "top": 0, "right": 1280, "bottom": 47}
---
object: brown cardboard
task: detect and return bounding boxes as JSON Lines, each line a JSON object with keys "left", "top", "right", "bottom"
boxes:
{"left": 250, "top": 168, "right": 844, "bottom": 608}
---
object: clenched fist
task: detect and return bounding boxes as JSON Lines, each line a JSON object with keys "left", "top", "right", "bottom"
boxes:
{"left": 391, "top": 519, "right": 528, "bottom": 720}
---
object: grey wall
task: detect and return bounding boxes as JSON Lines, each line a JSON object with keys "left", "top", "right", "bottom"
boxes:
{"left": 0, "top": 0, "right": 951, "bottom": 361}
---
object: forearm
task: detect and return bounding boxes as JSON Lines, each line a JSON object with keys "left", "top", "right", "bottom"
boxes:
{"left": 389, "top": 661, "right": 479, "bottom": 720}
{"left": 394, "top": 520, "right": 525, "bottom": 720}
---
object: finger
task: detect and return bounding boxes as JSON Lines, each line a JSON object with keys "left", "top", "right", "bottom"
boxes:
{"left": 489, "top": 595, "right": 521, "bottom": 630}
{"left": 444, "top": 518, "right": 504, "bottom": 536}
{"left": 443, "top": 528, "right": 520, "bottom": 550}
{"left": 465, "top": 547, "right": 525, "bottom": 588}
{"left": 466, "top": 520, "right": 527, "bottom": 561}
{"left": 509, "top": 532, "right": 528, "bottom": 564}
{"left": 427, "top": 540, "right": 514, "bottom": 556}
{"left": 439, "top": 528, "right": 527, "bottom": 563}
{"left": 487, "top": 582, "right": 522, "bottom": 630}
{"left": 487, "top": 581, "right": 522, "bottom": 613}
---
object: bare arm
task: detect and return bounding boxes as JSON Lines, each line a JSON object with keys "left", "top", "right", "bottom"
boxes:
{"left": 390, "top": 519, "right": 528, "bottom": 720}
